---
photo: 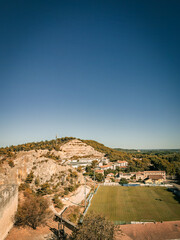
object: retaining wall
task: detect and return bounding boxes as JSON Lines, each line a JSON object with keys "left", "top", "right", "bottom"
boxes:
{"left": 0, "top": 184, "right": 18, "bottom": 240}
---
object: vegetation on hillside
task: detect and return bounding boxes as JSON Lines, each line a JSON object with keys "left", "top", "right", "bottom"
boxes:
{"left": 0, "top": 137, "right": 75, "bottom": 155}
{"left": 0, "top": 137, "right": 179, "bottom": 180}
{"left": 15, "top": 191, "right": 52, "bottom": 229}
{"left": 81, "top": 140, "right": 131, "bottom": 161}
{"left": 127, "top": 152, "right": 180, "bottom": 180}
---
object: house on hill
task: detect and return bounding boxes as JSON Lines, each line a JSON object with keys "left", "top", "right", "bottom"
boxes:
{"left": 105, "top": 173, "right": 115, "bottom": 183}
{"left": 116, "top": 160, "right": 128, "bottom": 167}
{"left": 112, "top": 160, "right": 128, "bottom": 170}
{"left": 99, "top": 164, "right": 113, "bottom": 170}
{"left": 95, "top": 169, "right": 104, "bottom": 175}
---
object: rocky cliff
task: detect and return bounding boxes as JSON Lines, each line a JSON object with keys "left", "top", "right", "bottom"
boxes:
{"left": 55, "top": 139, "right": 105, "bottom": 159}
{"left": 0, "top": 139, "right": 104, "bottom": 188}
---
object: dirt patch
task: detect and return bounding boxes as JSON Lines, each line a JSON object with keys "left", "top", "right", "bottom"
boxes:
{"left": 115, "top": 221, "right": 180, "bottom": 240}
{"left": 5, "top": 219, "right": 72, "bottom": 240}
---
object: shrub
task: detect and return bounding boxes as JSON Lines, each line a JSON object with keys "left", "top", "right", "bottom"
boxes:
{"left": 52, "top": 195, "right": 63, "bottom": 209}
{"left": 25, "top": 171, "right": 34, "bottom": 183}
{"left": 15, "top": 193, "right": 52, "bottom": 229}
{"left": 19, "top": 183, "right": 30, "bottom": 191}
{"left": 37, "top": 183, "right": 52, "bottom": 195}
{"left": 35, "top": 177, "right": 40, "bottom": 186}
{"left": 8, "top": 160, "right": 15, "bottom": 168}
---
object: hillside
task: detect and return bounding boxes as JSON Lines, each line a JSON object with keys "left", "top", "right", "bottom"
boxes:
{"left": 0, "top": 137, "right": 179, "bottom": 185}
{"left": 0, "top": 137, "right": 130, "bottom": 162}
{"left": 0, "top": 138, "right": 106, "bottom": 187}
{"left": 81, "top": 139, "right": 131, "bottom": 161}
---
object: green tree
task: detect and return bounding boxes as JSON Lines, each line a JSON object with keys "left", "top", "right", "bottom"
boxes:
{"left": 70, "top": 213, "right": 114, "bottom": 240}
{"left": 95, "top": 173, "right": 104, "bottom": 182}
{"left": 91, "top": 160, "right": 98, "bottom": 169}
{"left": 119, "top": 178, "right": 128, "bottom": 185}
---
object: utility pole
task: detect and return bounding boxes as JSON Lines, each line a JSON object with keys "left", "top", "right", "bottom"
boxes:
{"left": 58, "top": 207, "right": 68, "bottom": 240}
{"left": 56, "top": 134, "right": 58, "bottom": 145}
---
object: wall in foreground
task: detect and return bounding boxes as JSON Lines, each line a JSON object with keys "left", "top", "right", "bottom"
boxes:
{"left": 0, "top": 184, "right": 18, "bottom": 240}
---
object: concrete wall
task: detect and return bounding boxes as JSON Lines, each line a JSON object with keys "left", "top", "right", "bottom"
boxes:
{"left": 0, "top": 184, "right": 18, "bottom": 240}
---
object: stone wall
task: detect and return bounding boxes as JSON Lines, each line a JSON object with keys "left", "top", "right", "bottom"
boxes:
{"left": 0, "top": 184, "right": 18, "bottom": 240}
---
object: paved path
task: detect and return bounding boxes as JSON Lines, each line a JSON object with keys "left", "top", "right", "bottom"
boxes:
{"left": 50, "top": 185, "right": 91, "bottom": 215}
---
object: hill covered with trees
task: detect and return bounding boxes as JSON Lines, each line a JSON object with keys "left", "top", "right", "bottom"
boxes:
{"left": 0, "top": 137, "right": 179, "bottom": 181}
{"left": 0, "top": 137, "right": 75, "bottom": 156}
{"left": 81, "top": 140, "right": 131, "bottom": 161}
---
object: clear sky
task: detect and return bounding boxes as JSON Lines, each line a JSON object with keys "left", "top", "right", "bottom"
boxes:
{"left": 0, "top": 0, "right": 180, "bottom": 149}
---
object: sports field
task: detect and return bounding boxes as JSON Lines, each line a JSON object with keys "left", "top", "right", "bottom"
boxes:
{"left": 88, "top": 186, "right": 180, "bottom": 222}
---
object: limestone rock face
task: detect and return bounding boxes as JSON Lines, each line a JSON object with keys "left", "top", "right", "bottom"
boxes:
{"left": 0, "top": 139, "right": 104, "bottom": 186}
{"left": 58, "top": 139, "right": 105, "bottom": 159}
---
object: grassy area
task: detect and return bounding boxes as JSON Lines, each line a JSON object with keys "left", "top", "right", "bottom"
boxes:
{"left": 88, "top": 186, "right": 180, "bottom": 222}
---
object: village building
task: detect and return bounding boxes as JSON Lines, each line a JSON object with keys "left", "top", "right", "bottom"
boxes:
{"left": 116, "top": 160, "right": 128, "bottom": 167}
{"left": 135, "top": 172, "right": 145, "bottom": 181}
{"left": 95, "top": 169, "right": 104, "bottom": 175}
{"left": 105, "top": 173, "right": 115, "bottom": 183}
{"left": 70, "top": 161, "right": 92, "bottom": 168}
{"left": 115, "top": 170, "right": 167, "bottom": 184}
{"left": 144, "top": 175, "right": 165, "bottom": 184}
{"left": 118, "top": 172, "right": 134, "bottom": 180}
{"left": 144, "top": 171, "right": 166, "bottom": 180}
{"left": 99, "top": 164, "right": 113, "bottom": 170}
{"left": 135, "top": 171, "right": 166, "bottom": 181}
{"left": 111, "top": 160, "right": 129, "bottom": 170}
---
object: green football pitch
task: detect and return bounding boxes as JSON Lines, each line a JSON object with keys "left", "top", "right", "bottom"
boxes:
{"left": 88, "top": 186, "right": 180, "bottom": 222}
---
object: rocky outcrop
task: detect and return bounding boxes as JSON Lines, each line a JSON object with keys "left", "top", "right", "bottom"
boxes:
{"left": 58, "top": 139, "right": 105, "bottom": 160}
{"left": 0, "top": 139, "right": 104, "bottom": 189}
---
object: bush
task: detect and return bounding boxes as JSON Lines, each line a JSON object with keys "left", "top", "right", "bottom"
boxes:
{"left": 35, "top": 177, "right": 40, "bottom": 186}
{"left": 25, "top": 171, "right": 34, "bottom": 183}
{"left": 37, "top": 183, "right": 52, "bottom": 195}
{"left": 52, "top": 195, "right": 63, "bottom": 209}
{"left": 15, "top": 193, "right": 52, "bottom": 229}
{"left": 8, "top": 160, "right": 15, "bottom": 168}
{"left": 19, "top": 183, "right": 30, "bottom": 191}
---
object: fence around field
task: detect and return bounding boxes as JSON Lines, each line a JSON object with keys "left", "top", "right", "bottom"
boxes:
{"left": 102, "top": 182, "right": 173, "bottom": 187}
{"left": 79, "top": 185, "right": 100, "bottom": 223}
{"left": 113, "top": 220, "right": 157, "bottom": 225}
{"left": 80, "top": 183, "right": 177, "bottom": 225}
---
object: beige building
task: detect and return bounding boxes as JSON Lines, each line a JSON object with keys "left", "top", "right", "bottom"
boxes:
{"left": 136, "top": 171, "right": 166, "bottom": 181}
{"left": 144, "top": 175, "right": 165, "bottom": 184}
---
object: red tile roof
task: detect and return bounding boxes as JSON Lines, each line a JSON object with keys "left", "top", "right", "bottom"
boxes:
{"left": 100, "top": 165, "right": 112, "bottom": 168}
{"left": 117, "top": 161, "right": 128, "bottom": 163}
{"left": 144, "top": 171, "right": 165, "bottom": 174}
{"left": 95, "top": 169, "right": 104, "bottom": 173}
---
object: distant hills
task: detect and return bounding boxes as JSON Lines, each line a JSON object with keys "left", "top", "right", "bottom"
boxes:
{"left": 115, "top": 148, "right": 180, "bottom": 154}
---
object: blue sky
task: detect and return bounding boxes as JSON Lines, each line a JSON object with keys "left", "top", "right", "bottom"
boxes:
{"left": 0, "top": 0, "right": 180, "bottom": 149}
